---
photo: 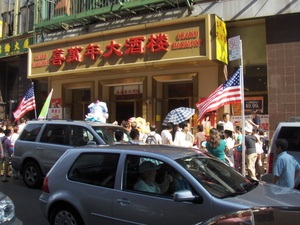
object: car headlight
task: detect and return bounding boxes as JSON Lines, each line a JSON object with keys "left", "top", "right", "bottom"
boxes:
{"left": 0, "top": 196, "right": 15, "bottom": 223}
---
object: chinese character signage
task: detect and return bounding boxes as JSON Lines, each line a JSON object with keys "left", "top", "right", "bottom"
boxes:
{"left": 232, "top": 115, "right": 269, "bottom": 132}
{"left": 29, "top": 15, "right": 221, "bottom": 78}
{"left": 48, "top": 108, "right": 62, "bottom": 119}
{"left": 0, "top": 37, "right": 33, "bottom": 58}
{"left": 215, "top": 16, "right": 228, "bottom": 64}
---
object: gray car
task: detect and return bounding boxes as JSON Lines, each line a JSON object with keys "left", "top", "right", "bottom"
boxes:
{"left": 40, "top": 145, "right": 300, "bottom": 225}
{"left": 11, "top": 120, "right": 130, "bottom": 188}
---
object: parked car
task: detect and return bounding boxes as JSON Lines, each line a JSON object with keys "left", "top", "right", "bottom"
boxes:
{"left": 0, "top": 192, "right": 23, "bottom": 225}
{"left": 40, "top": 145, "right": 300, "bottom": 225}
{"left": 11, "top": 120, "right": 130, "bottom": 188}
{"left": 198, "top": 206, "right": 300, "bottom": 225}
{"left": 261, "top": 117, "right": 300, "bottom": 189}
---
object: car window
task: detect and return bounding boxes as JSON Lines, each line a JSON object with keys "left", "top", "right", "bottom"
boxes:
{"left": 19, "top": 124, "right": 43, "bottom": 142}
{"left": 123, "top": 155, "right": 192, "bottom": 197}
{"left": 68, "top": 153, "right": 120, "bottom": 188}
{"left": 92, "top": 126, "right": 130, "bottom": 144}
{"left": 69, "top": 125, "right": 97, "bottom": 146}
{"left": 180, "top": 157, "right": 254, "bottom": 198}
{"left": 277, "top": 127, "right": 300, "bottom": 152}
{"left": 40, "top": 124, "right": 68, "bottom": 145}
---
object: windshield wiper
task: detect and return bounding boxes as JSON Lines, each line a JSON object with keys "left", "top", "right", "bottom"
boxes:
{"left": 220, "top": 191, "right": 246, "bottom": 199}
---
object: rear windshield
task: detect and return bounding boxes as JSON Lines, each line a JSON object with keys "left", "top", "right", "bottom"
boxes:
{"left": 92, "top": 126, "right": 131, "bottom": 144}
{"left": 277, "top": 126, "right": 300, "bottom": 152}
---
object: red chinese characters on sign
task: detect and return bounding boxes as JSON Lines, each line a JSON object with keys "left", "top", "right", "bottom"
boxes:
{"left": 124, "top": 37, "right": 145, "bottom": 54}
{"left": 66, "top": 46, "right": 83, "bottom": 63}
{"left": 116, "top": 89, "right": 140, "bottom": 95}
{"left": 146, "top": 33, "right": 170, "bottom": 52}
{"left": 48, "top": 33, "right": 173, "bottom": 66}
{"left": 103, "top": 40, "right": 123, "bottom": 58}
{"left": 50, "top": 49, "right": 66, "bottom": 65}
{"left": 84, "top": 44, "right": 102, "bottom": 60}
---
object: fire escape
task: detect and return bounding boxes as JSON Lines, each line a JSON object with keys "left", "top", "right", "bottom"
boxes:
{"left": 35, "top": 0, "right": 196, "bottom": 34}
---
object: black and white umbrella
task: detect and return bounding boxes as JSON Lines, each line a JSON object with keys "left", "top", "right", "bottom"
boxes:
{"left": 162, "top": 107, "right": 195, "bottom": 125}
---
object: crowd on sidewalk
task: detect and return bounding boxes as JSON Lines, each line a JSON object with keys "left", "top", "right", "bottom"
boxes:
{"left": 118, "top": 112, "right": 269, "bottom": 182}
{"left": 0, "top": 117, "right": 27, "bottom": 182}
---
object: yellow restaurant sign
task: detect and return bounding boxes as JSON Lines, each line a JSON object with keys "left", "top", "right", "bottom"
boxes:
{"left": 215, "top": 16, "right": 228, "bottom": 64}
{"left": 29, "top": 14, "right": 227, "bottom": 78}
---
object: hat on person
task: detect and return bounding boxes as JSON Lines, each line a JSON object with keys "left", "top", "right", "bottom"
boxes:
{"left": 244, "top": 126, "right": 252, "bottom": 133}
{"left": 139, "top": 161, "right": 161, "bottom": 174}
{"left": 244, "top": 121, "right": 253, "bottom": 133}
{"left": 224, "top": 128, "right": 234, "bottom": 132}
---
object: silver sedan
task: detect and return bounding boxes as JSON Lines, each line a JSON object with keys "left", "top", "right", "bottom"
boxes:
{"left": 39, "top": 145, "right": 300, "bottom": 225}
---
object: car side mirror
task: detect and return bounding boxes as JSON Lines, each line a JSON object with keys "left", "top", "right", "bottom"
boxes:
{"left": 173, "top": 190, "right": 202, "bottom": 203}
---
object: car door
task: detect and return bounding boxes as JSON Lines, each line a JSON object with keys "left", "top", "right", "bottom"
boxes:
{"left": 112, "top": 155, "right": 212, "bottom": 225}
{"left": 38, "top": 124, "right": 73, "bottom": 173}
{"left": 66, "top": 152, "right": 121, "bottom": 224}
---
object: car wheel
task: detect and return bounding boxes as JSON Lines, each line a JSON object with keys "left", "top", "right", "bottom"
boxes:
{"left": 50, "top": 204, "right": 84, "bottom": 225}
{"left": 23, "top": 161, "right": 43, "bottom": 188}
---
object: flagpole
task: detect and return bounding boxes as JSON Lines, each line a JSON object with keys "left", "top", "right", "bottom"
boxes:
{"left": 240, "top": 40, "right": 246, "bottom": 176}
{"left": 31, "top": 82, "right": 37, "bottom": 119}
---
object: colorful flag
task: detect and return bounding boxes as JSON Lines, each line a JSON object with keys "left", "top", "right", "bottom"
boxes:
{"left": 196, "top": 68, "right": 242, "bottom": 121}
{"left": 38, "top": 89, "right": 53, "bottom": 119}
{"left": 13, "top": 84, "right": 36, "bottom": 122}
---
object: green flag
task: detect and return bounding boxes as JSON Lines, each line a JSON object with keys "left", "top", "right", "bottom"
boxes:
{"left": 38, "top": 89, "right": 53, "bottom": 119}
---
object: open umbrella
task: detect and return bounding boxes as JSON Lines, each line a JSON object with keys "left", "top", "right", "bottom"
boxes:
{"left": 162, "top": 107, "right": 195, "bottom": 125}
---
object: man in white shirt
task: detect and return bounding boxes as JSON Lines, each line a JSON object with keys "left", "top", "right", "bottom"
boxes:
{"left": 218, "top": 113, "right": 234, "bottom": 131}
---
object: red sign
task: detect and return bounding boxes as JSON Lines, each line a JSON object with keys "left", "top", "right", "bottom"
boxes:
{"left": 34, "top": 30, "right": 201, "bottom": 67}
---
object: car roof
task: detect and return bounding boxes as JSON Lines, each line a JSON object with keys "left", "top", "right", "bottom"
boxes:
{"left": 74, "top": 144, "right": 209, "bottom": 160}
{"left": 26, "top": 120, "right": 123, "bottom": 127}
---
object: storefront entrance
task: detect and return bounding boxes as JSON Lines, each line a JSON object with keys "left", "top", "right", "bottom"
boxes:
{"left": 111, "top": 84, "right": 143, "bottom": 124}
{"left": 162, "top": 82, "right": 194, "bottom": 121}
{"left": 115, "top": 100, "right": 142, "bottom": 124}
{"left": 153, "top": 73, "right": 198, "bottom": 131}
{"left": 63, "top": 82, "right": 93, "bottom": 120}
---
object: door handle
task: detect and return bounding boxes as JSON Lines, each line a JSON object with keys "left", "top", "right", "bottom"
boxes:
{"left": 117, "top": 198, "right": 131, "bottom": 206}
{"left": 36, "top": 147, "right": 43, "bottom": 150}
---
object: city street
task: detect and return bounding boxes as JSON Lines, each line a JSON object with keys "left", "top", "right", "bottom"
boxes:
{"left": 0, "top": 177, "right": 48, "bottom": 225}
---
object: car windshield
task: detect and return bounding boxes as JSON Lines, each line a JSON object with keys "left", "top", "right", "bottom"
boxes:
{"left": 176, "top": 156, "right": 256, "bottom": 198}
{"left": 92, "top": 126, "right": 131, "bottom": 144}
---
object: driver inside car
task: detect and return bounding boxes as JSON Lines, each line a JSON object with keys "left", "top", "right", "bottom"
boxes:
{"left": 134, "top": 161, "right": 173, "bottom": 194}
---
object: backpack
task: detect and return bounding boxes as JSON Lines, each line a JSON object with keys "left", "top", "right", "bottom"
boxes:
{"left": 146, "top": 134, "right": 158, "bottom": 144}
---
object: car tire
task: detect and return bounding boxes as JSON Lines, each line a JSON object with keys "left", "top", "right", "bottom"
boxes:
{"left": 23, "top": 161, "right": 43, "bottom": 188}
{"left": 50, "top": 204, "right": 84, "bottom": 225}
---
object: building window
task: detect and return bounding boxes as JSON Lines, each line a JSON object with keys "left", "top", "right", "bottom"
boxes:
{"left": 1, "top": 0, "right": 34, "bottom": 38}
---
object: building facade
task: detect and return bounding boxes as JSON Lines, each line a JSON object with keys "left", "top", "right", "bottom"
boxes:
{"left": 1, "top": 0, "right": 300, "bottom": 136}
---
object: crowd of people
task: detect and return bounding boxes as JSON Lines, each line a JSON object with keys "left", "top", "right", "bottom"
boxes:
{"left": 119, "top": 111, "right": 300, "bottom": 189}
{"left": 117, "top": 112, "right": 270, "bottom": 182}
{"left": 1, "top": 112, "right": 299, "bottom": 190}
{"left": 0, "top": 117, "right": 27, "bottom": 182}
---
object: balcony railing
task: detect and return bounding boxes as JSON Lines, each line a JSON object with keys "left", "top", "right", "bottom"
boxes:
{"left": 35, "top": 0, "right": 193, "bottom": 31}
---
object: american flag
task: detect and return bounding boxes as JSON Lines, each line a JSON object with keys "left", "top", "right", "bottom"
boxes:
{"left": 13, "top": 84, "right": 36, "bottom": 122}
{"left": 196, "top": 68, "right": 242, "bottom": 121}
